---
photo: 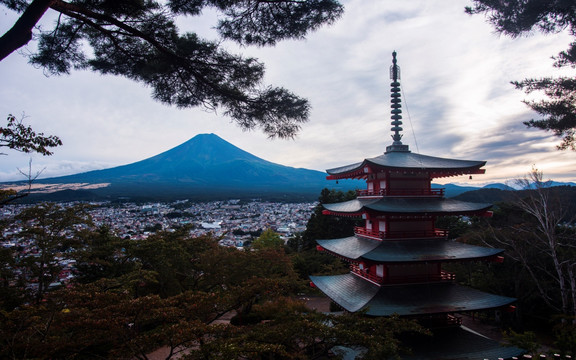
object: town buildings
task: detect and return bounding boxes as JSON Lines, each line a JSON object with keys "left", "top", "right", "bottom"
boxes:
{"left": 0, "top": 200, "right": 315, "bottom": 288}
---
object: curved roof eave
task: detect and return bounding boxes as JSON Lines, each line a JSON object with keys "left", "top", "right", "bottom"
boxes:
{"left": 322, "top": 198, "right": 492, "bottom": 215}
{"left": 317, "top": 237, "right": 504, "bottom": 263}
{"left": 362, "top": 239, "right": 503, "bottom": 262}
{"left": 364, "top": 281, "right": 516, "bottom": 316}
{"left": 310, "top": 273, "right": 516, "bottom": 316}
{"left": 326, "top": 161, "right": 363, "bottom": 176}
{"left": 317, "top": 236, "right": 381, "bottom": 260}
{"left": 326, "top": 152, "right": 486, "bottom": 179}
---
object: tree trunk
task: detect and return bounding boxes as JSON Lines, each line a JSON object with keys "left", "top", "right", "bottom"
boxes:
{"left": 0, "top": 0, "right": 54, "bottom": 62}
{"left": 568, "top": 264, "right": 576, "bottom": 322}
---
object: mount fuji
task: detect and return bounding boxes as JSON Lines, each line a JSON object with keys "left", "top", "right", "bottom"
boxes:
{"left": 15, "top": 134, "right": 357, "bottom": 202}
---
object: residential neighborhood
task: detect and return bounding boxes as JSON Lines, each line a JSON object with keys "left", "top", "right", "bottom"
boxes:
{"left": 0, "top": 200, "right": 316, "bottom": 289}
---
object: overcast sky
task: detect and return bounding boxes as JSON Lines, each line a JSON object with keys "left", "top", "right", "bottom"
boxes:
{"left": 1, "top": 1, "right": 575, "bottom": 187}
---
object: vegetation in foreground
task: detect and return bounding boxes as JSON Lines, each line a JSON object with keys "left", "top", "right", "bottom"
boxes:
{"left": 0, "top": 195, "right": 425, "bottom": 359}
{"left": 445, "top": 170, "right": 576, "bottom": 355}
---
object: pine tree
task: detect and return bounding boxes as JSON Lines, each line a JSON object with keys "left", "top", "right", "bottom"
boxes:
{"left": 0, "top": 0, "right": 344, "bottom": 138}
{"left": 467, "top": 0, "right": 576, "bottom": 150}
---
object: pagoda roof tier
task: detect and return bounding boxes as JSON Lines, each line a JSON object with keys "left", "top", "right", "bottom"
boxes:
{"left": 317, "top": 237, "right": 504, "bottom": 263}
{"left": 326, "top": 152, "right": 486, "bottom": 180}
{"left": 309, "top": 273, "right": 516, "bottom": 316}
{"left": 323, "top": 198, "right": 492, "bottom": 216}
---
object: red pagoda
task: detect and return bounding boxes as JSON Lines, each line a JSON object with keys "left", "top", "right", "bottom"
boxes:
{"left": 310, "top": 52, "right": 521, "bottom": 359}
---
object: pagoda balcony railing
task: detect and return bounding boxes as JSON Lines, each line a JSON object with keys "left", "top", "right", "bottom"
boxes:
{"left": 350, "top": 264, "right": 384, "bottom": 284}
{"left": 356, "top": 189, "right": 385, "bottom": 197}
{"left": 356, "top": 188, "right": 444, "bottom": 198}
{"left": 354, "top": 226, "right": 449, "bottom": 240}
{"left": 385, "top": 271, "right": 456, "bottom": 284}
{"left": 350, "top": 265, "right": 455, "bottom": 285}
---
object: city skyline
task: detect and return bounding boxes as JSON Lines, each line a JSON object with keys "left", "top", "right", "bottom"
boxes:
{"left": 1, "top": 1, "right": 575, "bottom": 186}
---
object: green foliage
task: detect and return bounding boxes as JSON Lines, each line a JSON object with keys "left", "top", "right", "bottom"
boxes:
{"left": 435, "top": 215, "right": 471, "bottom": 239}
{"left": 503, "top": 330, "right": 539, "bottom": 356}
{"left": 285, "top": 188, "right": 356, "bottom": 281}
{"left": 553, "top": 320, "right": 576, "bottom": 356}
{"left": 0, "top": 286, "right": 238, "bottom": 359}
{"left": 0, "top": 114, "right": 62, "bottom": 155}
{"left": 187, "top": 298, "right": 427, "bottom": 360}
{"left": 291, "top": 249, "right": 348, "bottom": 280}
{"left": 72, "top": 225, "right": 135, "bottom": 284}
{"left": 516, "top": 77, "right": 576, "bottom": 151}
{"left": 15, "top": 203, "right": 93, "bottom": 303}
{"left": 296, "top": 188, "right": 359, "bottom": 251}
{"left": 465, "top": 1, "right": 576, "bottom": 38}
{"left": 251, "top": 228, "right": 284, "bottom": 250}
{"left": 0, "top": 214, "right": 307, "bottom": 358}
{"left": 125, "top": 228, "right": 222, "bottom": 297}
{"left": 460, "top": 201, "right": 570, "bottom": 324}
{"left": 0, "top": 188, "right": 18, "bottom": 204}
{"left": 0, "top": 0, "right": 344, "bottom": 138}
{"left": 466, "top": 1, "right": 576, "bottom": 150}
{"left": 214, "top": 0, "right": 344, "bottom": 47}
{"left": 0, "top": 246, "right": 25, "bottom": 311}
{"left": 0, "top": 197, "right": 428, "bottom": 359}
{"left": 0, "top": 114, "right": 62, "bottom": 205}
{"left": 454, "top": 172, "right": 576, "bottom": 345}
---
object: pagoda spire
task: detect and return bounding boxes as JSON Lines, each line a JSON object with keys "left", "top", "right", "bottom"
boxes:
{"left": 386, "top": 51, "right": 410, "bottom": 153}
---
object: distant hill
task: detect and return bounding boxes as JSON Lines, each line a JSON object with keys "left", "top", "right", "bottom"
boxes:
{"left": 521, "top": 180, "right": 576, "bottom": 190}
{"left": 8, "top": 134, "right": 360, "bottom": 202}
{"left": 452, "top": 188, "right": 517, "bottom": 203}
{"left": 433, "top": 183, "right": 513, "bottom": 198}
{"left": 482, "top": 183, "right": 515, "bottom": 191}
{"left": 437, "top": 184, "right": 480, "bottom": 198}
{"left": 453, "top": 185, "right": 576, "bottom": 217}
{"left": 438, "top": 182, "right": 575, "bottom": 198}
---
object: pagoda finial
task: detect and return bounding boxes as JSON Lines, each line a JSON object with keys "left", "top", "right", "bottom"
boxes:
{"left": 391, "top": 50, "right": 400, "bottom": 82}
{"left": 386, "top": 51, "right": 410, "bottom": 153}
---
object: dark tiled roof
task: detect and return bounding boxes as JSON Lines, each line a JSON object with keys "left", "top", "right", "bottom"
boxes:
{"left": 310, "top": 274, "right": 379, "bottom": 312}
{"left": 317, "top": 236, "right": 381, "bottom": 260}
{"left": 310, "top": 273, "right": 516, "bottom": 316}
{"left": 327, "top": 161, "right": 363, "bottom": 175}
{"left": 323, "top": 198, "right": 379, "bottom": 213}
{"left": 317, "top": 237, "right": 503, "bottom": 262}
{"left": 323, "top": 198, "right": 492, "bottom": 215}
{"left": 326, "top": 151, "right": 485, "bottom": 175}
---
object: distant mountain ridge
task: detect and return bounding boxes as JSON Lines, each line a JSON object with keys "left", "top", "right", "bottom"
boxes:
{"left": 13, "top": 134, "right": 359, "bottom": 202}
{"left": 439, "top": 181, "right": 576, "bottom": 198}
{"left": 3, "top": 133, "right": 575, "bottom": 202}
{"left": 438, "top": 183, "right": 513, "bottom": 198}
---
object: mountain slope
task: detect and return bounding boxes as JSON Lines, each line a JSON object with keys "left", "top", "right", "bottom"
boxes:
{"left": 40, "top": 134, "right": 302, "bottom": 184}
{"left": 29, "top": 134, "right": 358, "bottom": 201}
